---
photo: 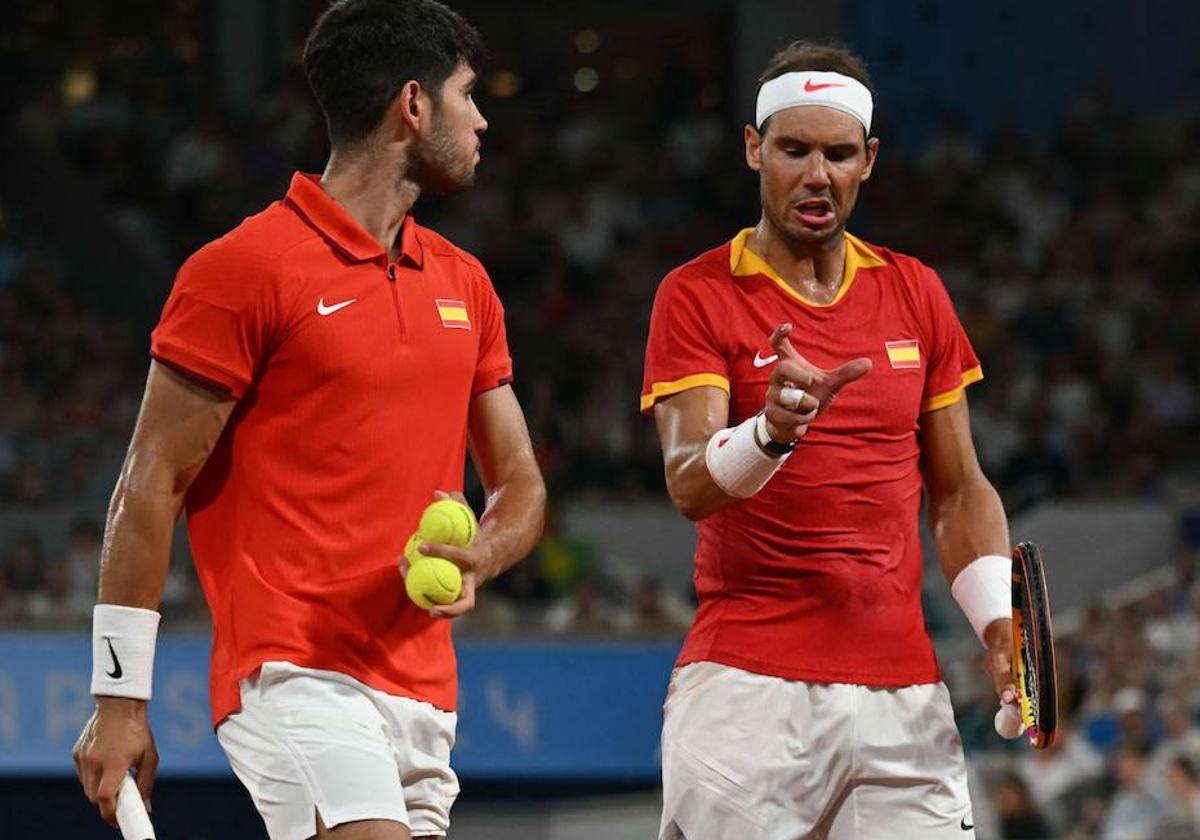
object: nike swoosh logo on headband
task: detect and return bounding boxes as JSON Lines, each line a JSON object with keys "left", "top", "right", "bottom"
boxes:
{"left": 804, "top": 79, "right": 846, "bottom": 92}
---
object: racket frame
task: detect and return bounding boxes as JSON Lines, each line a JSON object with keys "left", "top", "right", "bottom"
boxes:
{"left": 1012, "top": 541, "right": 1058, "bottom": 749}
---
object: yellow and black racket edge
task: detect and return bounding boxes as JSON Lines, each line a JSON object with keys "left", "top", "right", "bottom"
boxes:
{"left": 1012, "top": 541, "right": 1058, "bottom": 749}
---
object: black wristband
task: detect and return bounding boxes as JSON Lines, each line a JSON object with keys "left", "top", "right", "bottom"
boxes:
{"left": 754, "top": 412, "right": 797, "bottom": 457}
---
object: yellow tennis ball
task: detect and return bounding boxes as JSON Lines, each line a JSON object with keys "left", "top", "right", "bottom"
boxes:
{"left": 404, "top": 532, "right": 425, "bottom": 566}
{"left": 418, "top": 499, "right": 477, "bottom": 547}
{"left": 405, "top": 557, "right": 463, "bottom": 610}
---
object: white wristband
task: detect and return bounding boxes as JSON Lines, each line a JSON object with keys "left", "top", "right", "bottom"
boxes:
{"left": 92, "top": 604, "right": 161, "bottom": 700}
{"left": 705, "top": 413, "right": 790, "bottom": 499}
{"left": 951, "top": 554, "right": 1011, "bottom": 645}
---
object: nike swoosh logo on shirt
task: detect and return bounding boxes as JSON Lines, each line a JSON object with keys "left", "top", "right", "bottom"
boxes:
{"left": 317, "top": 297, "right": 357, "bottom": 316}
{"left": 104, "top": 638, "right": 122, "bottom": 679}
{"left": 753, "top": 352, "right": 779, "bottom": 368}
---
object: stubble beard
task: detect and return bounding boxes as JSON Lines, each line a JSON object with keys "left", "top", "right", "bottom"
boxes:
{"left": 762, "top": 195, "right": 832, "bottom": 251}
{"left": 760, "top": 177, "right": 852, "bottom": 253}
{"left": 404, "top": 112, "right": 476, "bottom": 196}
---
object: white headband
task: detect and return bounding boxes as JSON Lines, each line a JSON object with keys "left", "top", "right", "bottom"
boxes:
{"left": 755, "top": 71, "right": 874, "bottom": 133}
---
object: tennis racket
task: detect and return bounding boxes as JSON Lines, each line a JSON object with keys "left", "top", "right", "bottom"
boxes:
{"left": 117, "top": 774, "right": 156, "bottom": 840}
{"left": 1010, "top": 541, "right": 1058, "bottom": 748}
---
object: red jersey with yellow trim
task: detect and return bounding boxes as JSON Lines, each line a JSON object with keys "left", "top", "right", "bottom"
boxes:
{"left": 151, "top": 173, "right": 513, "bottom": 724}
{"left": 641, "top": 228, "right": 981, "bottom": 686}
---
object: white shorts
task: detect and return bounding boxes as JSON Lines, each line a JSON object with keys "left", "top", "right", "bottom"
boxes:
{"left": 217, "top": 661, "right": 459, "bottom": 840}
{"left": 659, "top": 662, "right": 975, "bottom": 840}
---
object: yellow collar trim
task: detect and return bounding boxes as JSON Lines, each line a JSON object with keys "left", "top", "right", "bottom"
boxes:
{"left": 728, "top": 227, "right": 886, "bottom": 307}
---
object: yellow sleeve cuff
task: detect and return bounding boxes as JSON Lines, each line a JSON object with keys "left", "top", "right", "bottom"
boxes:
{"left": 921, "top": 365, "right": 984, "bottom": 413}
{"left": 640, "top": 373, "right": 731, "bottom": 412}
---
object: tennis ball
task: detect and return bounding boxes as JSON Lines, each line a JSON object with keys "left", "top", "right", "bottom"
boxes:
{"left": 418, "top": 499, "right": 477, "bottom": 548}
{"left": 404, "top": 532, "right": 425, "bottom": 566}
{"left": 405, "top": 557, "right": 463, "bottom": 610}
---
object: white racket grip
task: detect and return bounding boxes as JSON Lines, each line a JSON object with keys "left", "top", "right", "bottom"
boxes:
{"left": 117, "top": 775, "right": 155, "bottom": 840}
{"left": 994, "top": 702, "right": 1024, "bottom": 739}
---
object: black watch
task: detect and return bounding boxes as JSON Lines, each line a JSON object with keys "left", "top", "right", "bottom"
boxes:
{"left": 754, "top": 412, "right": 797, "bottom": 457}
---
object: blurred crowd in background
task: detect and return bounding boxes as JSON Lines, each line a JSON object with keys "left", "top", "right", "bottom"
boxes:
{"left": 1, "top": 2, "right": 1200, "bottom": 836}
{"left": 2, "top": 2, "right": 1198, "bottom": 624}
{"left": 942, "top": 543, "right": 1200, "bottom": 838}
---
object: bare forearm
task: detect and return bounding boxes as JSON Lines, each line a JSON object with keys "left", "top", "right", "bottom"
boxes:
{"left": 96, "top": 363, "right": 233, "bottom": 608}
{"left": 655, "top": 388, "right": 738, "bottom": 521}
{"left": 929, "top": 475, "right": 1009, "bottom": 585}
{"left": 97, "top": 467, "right": 185, "bottom": 609}
{"left": 665, "top": 442, "right": 736, "bottom": 521}
{"left": 476, "top": 468, "right": 546, "bottom": 580}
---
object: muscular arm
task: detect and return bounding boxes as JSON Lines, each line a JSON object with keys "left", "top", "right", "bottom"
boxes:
{"left": 100, "top": 361, "right": 236, "bottom": 607}
{"left": 654, "top": 386, "right": 736, "bottom": 521}
{"left": 75, "top": 360, "right": 236, "bottom": 825}
{"left": 653, "top": 324, "right": 868, "bottom": 522}
{"left": 466, "top": 384, "right": 546, "bottom": 580}
{"left": 920, "top": 395, "right": 1015, "bottom": 702}
{"left": 919, "top": 396, "right": 1009, "bottom": 585}
{"left": 420, "top": 384, "right": 545, "bottom": 619}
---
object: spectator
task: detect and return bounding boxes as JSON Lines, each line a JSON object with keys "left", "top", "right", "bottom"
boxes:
{"left": 1101, "top": 743, "right": 1169, "bottom": 840}
{"left": 1163, "top": 755, "right": 1200, "bottom": 838}
{"left": 1149, "top": 696, "right": 1200, "bottom": 797}
{"left": 1, "top": 530, "right": 46, "bottom": 612}
{"left": 1112, "top": 687, "right": 1158, "bottom": 753}
{"left": 63, "top": 518, "right": 102, "bottom": 609}
{"left": 545, "top": 577, "right": 614, "bottom": 636}
{"left": 1143, "top": 591, "right": 1200, "bottom": 663}
{"left": 1017, "top": 723, "right": 1105, "bottom": 833}
{"left": 991, "top": 772, "right": 1053, "bottom": 839}
{"left": 532, "top": 504, "right": 594, "bottom": 599}
{"left": 616, "top": 577, "right": 691, "bottom": 637}
{"left": 26, "top": 561, "right": 83, "bottom": 624}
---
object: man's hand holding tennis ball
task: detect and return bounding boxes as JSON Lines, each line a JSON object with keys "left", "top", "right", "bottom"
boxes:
{"left": 401, "top": 491, "right": 495, "bottom": 618}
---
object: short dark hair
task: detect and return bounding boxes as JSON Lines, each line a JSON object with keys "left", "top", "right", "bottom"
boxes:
{"left": 756, "top": 41, "right": 876, "bottom": 136}
{"left": 303, "top": 0, "right": 484, "bottom": 148}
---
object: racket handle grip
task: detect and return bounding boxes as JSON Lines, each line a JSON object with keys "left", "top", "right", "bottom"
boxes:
{"left": 116, "top": 775, "right": 156, "bottom": 840}
{"left": 994, "top": 703, "right": 1024, "bottom": 739}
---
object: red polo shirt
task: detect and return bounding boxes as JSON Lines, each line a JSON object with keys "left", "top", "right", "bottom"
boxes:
{"left": 151, "top": 172, "right": 513, "bottom": 724}
{"left": 641, "top": 229, "right": 981, "bottom": 687}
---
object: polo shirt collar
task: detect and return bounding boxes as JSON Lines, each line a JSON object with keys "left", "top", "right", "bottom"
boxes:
{"left": 729, "top": 227, "right": 884, "bottom": 307}
{"left": 285, "top": 172, "right": 424, "bottom": 267}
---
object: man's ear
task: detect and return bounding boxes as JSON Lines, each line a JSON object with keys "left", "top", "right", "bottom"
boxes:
{"left": 745, "top": 124, "right": 763, "bottom": 172}
{"left": 391, "top": 79, "right": 427, "bottom": 135}
{"left": 861, "top": 136, "right": 880, "bottom": 182}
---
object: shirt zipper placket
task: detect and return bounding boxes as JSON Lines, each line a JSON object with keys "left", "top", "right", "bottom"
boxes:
{"left": 386, "top": 263, "right": 408, "bottom": 339}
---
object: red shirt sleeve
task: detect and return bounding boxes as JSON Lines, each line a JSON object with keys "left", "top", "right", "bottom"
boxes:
{"left": 641, "top": 267, "right": 730, "bottom": 414}
{"left": 150, "top": 239, "right": 279, "bottom": 399}
{"left": 471, "top": 270, "right": 514, "bottom": 395}
{"left": 919, "top": 266, "right": 982, "bottom": 413}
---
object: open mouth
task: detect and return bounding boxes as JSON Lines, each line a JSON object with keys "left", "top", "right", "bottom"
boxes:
{"left": 793, "top": 198, "right": 835, "bottom": 228}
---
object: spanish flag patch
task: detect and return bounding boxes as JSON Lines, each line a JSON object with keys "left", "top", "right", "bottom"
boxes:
{"left": 436, "top": 298, "right": 470, "bottom": 330}
{"left": 885, "top": 339, "right": 920, "bottom": 369}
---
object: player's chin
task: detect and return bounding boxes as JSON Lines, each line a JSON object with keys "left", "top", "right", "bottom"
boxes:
{"left": 445, "top": 161, "right": 478, "bottom": 193}
{"left": 782, "top": 217, "right": 838, "bottom": 241}
{"left": 423, "top": 168, "right": 476, "bottom": 196}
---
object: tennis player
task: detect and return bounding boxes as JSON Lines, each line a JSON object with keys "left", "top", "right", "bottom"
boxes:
{"left": 73, "top": 2, "right": 545, "bottom": 838}
{"left": 642, "top": 42, "right": 1017, "bottom": 838}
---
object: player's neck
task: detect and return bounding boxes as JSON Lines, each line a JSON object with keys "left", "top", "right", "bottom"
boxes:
{"left": 319, "top": 146, "right": 421, "bottom": 260}
{"left": 752, "top": 218, "right": 846, "bottom": 304}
